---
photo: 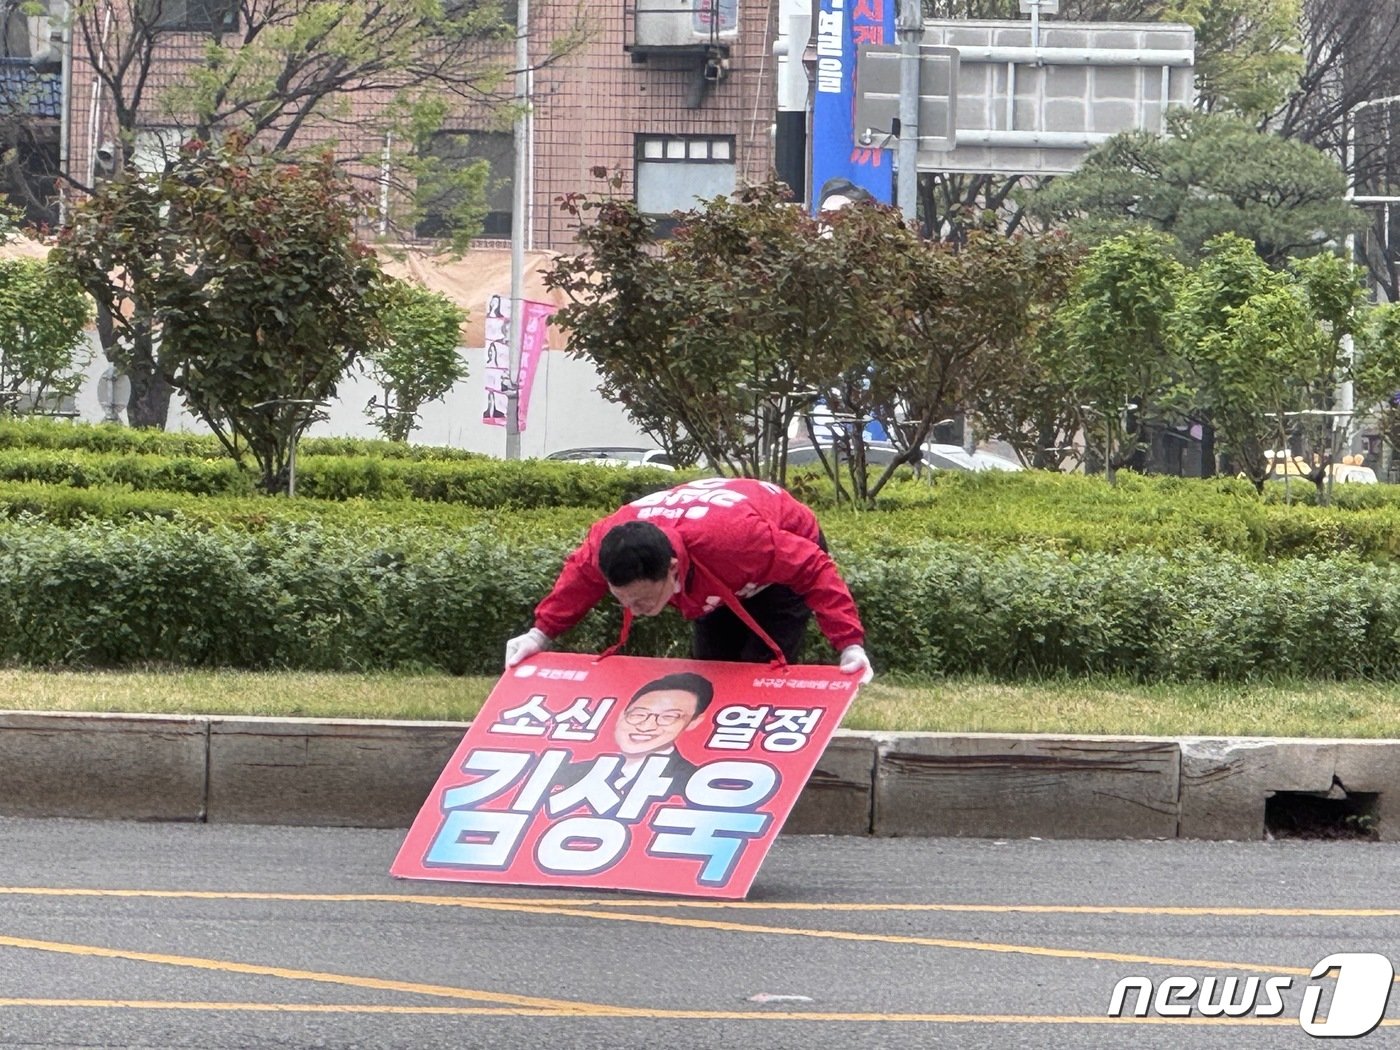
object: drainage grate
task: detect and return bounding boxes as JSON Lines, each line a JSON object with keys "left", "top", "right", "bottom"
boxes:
{"left": 1265, "top": 789, "right": 1380, "bottom": 840}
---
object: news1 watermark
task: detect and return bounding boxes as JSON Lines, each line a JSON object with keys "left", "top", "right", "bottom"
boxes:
{"left": 1108, "top": 953, "right": 1395, "bottom": 1037}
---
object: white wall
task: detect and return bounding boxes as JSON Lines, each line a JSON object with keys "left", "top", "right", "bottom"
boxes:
{"left": 71, "top": 339, "right": 656, "bottom": 457}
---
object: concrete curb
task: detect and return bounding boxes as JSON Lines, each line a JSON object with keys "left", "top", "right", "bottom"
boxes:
{"left": 2, "top": 711, "right": 1397, "bottom": 840}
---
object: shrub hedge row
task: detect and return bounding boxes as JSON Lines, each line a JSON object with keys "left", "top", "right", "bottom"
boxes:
{"left": 0, "top": 419, "right": 487, "bottom": 461}
{"left": 0, "top": 481, "right": 600, "bottom": 533}
{"left": 0, "top": 517, "right": 1396, "bottom": 681}
{"left": 4, "top": 462, "right": 1400, "bottom": 562}
{"left": 0, "top": 448, "right": 680, "bottom": 509}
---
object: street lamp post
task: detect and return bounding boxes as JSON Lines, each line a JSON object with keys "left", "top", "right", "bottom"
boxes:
{"left": 1341, "top": 95, "right": 1400, "bottom": 423}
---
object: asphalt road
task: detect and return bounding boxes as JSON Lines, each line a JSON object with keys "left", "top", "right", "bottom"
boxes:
{"left": 0, "top": 818, "right": 1397, "bottom": 1049}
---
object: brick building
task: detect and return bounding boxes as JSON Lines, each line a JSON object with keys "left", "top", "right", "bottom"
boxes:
{"left": 30, "top": 0, "right": 785, "bottom": 253}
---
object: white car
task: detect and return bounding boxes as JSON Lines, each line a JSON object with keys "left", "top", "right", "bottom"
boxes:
{"left": 786, "top": 441, "right": 1023, "bottom": 473}
{"left": 544, "top": 447, "right": 675, "bottom": 470}
{"left": 919, "top": 442, "right": 1024, "bottom": 472}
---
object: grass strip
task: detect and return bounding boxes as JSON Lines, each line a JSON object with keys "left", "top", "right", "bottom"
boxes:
{"left": 2, "top": 669, "right": 1398, "bottom": 739}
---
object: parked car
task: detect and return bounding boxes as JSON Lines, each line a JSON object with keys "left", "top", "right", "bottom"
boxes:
{"left": 1261, "top": 452, "right": 1378, "bottom": 485}
{"left": 1331, "top": 462, "right": 1379, "bottom": 484}
{"left": 786, "top": 441, "right": 1023, "bottom": 473}
{"left": 544, "top": 446, "right": 675, "bottom": 469}
{"left": 919, "top": 442, "right": 1024, "bottom": 473}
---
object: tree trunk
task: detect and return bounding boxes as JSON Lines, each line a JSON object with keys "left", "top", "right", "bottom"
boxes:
{"left": 95, "top": 302, "right": 175, "bottom": 430}
{"left": 125, "top": 354, "right": 174, "bottom": 429}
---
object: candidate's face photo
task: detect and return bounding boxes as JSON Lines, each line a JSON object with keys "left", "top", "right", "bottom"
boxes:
{"left": 614, "top": 687, "right": 701, "bottom": 757}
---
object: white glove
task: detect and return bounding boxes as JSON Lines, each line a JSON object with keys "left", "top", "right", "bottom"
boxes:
{"left": 505, "top": 627, "right": 552, "bottom": 669}
{"left": 839, "top": 644, "right": 874, "bottom": 684}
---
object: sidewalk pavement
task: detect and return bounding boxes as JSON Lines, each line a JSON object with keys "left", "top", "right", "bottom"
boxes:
{"left": 1, "top": 711, "right": 1396, "bottom": 840}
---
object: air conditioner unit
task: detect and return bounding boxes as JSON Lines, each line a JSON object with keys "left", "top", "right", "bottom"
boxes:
{"left": 634, "top": 0, "right": 738, "bottom": 50}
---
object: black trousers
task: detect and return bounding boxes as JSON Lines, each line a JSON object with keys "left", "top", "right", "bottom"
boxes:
{"left": 691, "top": 583, "right": 812, "bottom": 664}
{"left": 690, "top": 532, "right": 827, "bottom": 664}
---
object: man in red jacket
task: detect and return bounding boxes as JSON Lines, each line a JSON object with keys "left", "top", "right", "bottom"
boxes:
{"left": 504, "top": 477, "right": 873, "bottom": 681}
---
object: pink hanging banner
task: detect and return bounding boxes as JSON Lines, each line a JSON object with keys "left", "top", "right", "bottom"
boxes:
{"left": 482, "top": 296, "right": 556, "bottom": 430}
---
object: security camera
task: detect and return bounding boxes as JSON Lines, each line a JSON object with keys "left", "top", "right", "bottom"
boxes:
{"left": 95, "top": 142, "right": 115, "bottom": 163}
{"left": 703, "top": 55, "right": 729, "bottom": 82}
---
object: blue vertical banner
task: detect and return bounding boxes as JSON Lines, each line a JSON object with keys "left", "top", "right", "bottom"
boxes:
{"left": 810, "top": 0, "right": 896, "bottom": 212}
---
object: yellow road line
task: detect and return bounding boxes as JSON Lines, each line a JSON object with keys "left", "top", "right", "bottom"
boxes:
{"left": 0, "top": 885, "right": 1366, "bottom": 979}
{"left": 2, "top": 886, "right": 1397, "bottom": 919}
{"left": 4, "top": 886, "right": 1388, "bottom": 1017}
{"left": 3, "top": 998, "right": 1390, "bottom": 1025}
{"left": 0, "top": 999, "right": 548, "bottom": 1015}
{"left": 451, "top": 900, "right": 1321, "bottom": 976}
{"left": 0, "top": 934, "right": 630, "bottom": 1017}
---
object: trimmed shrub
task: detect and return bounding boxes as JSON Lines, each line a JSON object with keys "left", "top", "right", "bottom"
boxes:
{"left": 0, "top": 517, "right": 1398, "bottom": 680}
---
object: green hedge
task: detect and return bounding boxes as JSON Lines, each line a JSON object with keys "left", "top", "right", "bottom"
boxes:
{"left": 0, "top": 481, "right": 603, "bottom": 534}
{"left": 817, "top": 471, "right": 1400, "bottom": 561}
{"left": 0, "top": 419, "right": 488, "bottom": 461}
{"left": 7, "top": 461, "right": 1400, "bottom": 563}
{"left": 0, "top": 517, "right": 1398, "bottom": 680}
{"left": 291, "top": 456, "right": 682, "bottom": 507}
{"left": 0, "top": 446, "right": 683, "bottom": 509}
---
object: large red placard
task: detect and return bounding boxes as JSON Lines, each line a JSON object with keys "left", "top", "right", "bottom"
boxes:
{"left": 391, "top": 652, "right": 860, "bottom": 899}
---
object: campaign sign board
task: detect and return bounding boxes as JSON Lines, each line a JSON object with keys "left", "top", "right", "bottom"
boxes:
{"left": 391, "top": 652, "right": 860, "bottom": 899}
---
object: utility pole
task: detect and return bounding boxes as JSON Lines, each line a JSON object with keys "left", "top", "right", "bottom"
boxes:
{"left": 505, "top": 0, "right": 531, "bottom": 461}
{"left": 895, "top": 0, "right": 921, "bottom": 223}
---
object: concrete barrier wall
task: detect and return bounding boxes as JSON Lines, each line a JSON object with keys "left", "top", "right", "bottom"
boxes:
{"left": 1177, "top": 737, "right": 1400, "bottom": 842}
{"left": 4, "top": 712, "right": 1399, "bottom": 840}
{"left": 873, "top": 734, "right": 1180, "bottom": 839}
{"left": 0, "top": 711, "right": 207, "bottom": 821}
{"left": 206, "top": 717, "right": 469, "bottom": 828}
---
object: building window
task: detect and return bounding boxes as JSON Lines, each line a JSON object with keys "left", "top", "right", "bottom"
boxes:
{"left": 416, "top": 129, "right": 514, "bottom": 240}
{"left": 141, "top": 0, "right": 238, "bottom": 33}
{"left": 634, "top": 134, "right": 735, "bottom": 235}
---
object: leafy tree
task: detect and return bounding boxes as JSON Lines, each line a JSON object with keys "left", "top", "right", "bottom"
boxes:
{"left": 363, "top": 278, "right": 467, "bottom": 442}
{"left": 52, "top": 0, "right": 580, "bottom": 427}
{"left": 550, "top": 177, "right": 1083, "bottom": 499}
{"left": 1052, "top": 230, "right": 1184, "bottom": 482}
{"left": 0, "top": 258, "right": 94, "bottom": 413}
{"left": 1166, "top": 0, "right": 1302, "bottom": 119}
{"left": 1172, "top": 235, "right": 1324, "bottom": 490}
{"left": 1353, "top": 304, "right": 1400, "bottom": 465}
{"left": 547, "top": 180, "right": 909, "bottom": 481}
{"left": 1284, "top": 250, "right": 1369, "bottom": 485}
{"left": 1028, "top": 111, "right": 1362, "bottom": 266}
{"left": 54, "top": 137, "right": 383, "bottom": 493}
{"left": 832, "top": 228, "right": 1078, "bottom": 497}
{"left": 972, "top": 315, "right": 1084, "bottom": 470}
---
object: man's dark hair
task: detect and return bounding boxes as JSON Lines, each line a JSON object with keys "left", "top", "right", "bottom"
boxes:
{"left": 627, "top": 672, "right": 714, "bottom": 716}
{"left": 598, "top": 521, "right": 674, "bottom": 586}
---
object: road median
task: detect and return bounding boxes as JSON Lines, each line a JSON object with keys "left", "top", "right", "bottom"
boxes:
{"left": 3, "top": 711, "right": 1396, "bottom": 841}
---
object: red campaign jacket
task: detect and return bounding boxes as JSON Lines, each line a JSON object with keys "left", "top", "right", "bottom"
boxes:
{"left": 534, "top": 477, "right": 865, "bottom": 651}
